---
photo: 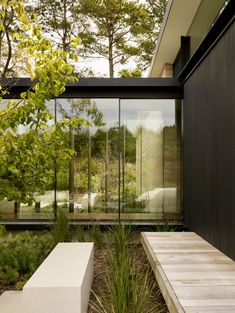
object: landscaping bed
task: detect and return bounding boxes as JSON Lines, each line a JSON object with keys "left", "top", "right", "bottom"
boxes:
{"left": 88, "top": 243, "right": 168, "bottom": 313}
{"left": 0, "top": 219, "right": 168, "bottom": 312}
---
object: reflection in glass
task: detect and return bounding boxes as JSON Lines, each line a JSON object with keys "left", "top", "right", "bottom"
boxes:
{"left": 121, "top": 100, "right": 181, "bottom": 215}
{"left": 0, "top": 100, "right": 55, "bottom": 219}
{"left": 18, "top": 100, "right": 55, "bottom": 218}
{"left": 56, "top": 98, "right": 119, "bottom": 214}
{"left": 0, "top": 97, "right": 181, "bottom": 221}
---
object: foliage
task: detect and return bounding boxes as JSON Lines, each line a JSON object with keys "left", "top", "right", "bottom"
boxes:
{"left": 1, "top": 0, "right": 167, "bottom": 77}
{"left": 119, "top": 68, "right": 142, "bottom": 78}
{"left": 89, "top": 224, "right": 104, "bottom": 249}
{"left": 71, "top": 225, "right": 87, "bottom": 242}
{"left": 32, "top": 0, "right": 81, "bottom": 54}
{"left": 50, "top": 209, "right": 72, "bottom": 245}
{"left": 77, "top": 0, "right": 154, "bottom": 77}
{"left": 0, "top": 224, "right": 6, "bottom": 238}
{"left": 50, "top": 211, "right": 104, "bottom": 245}
{"left": 85, "top": 125, "right": 136, "bottom": 162}
{"left": 0, "top": 266, "right": 19, "bottom": 284}
{"left": 153, "top": 216, "right": 177, "bottom": 232}
{"left": 108, "top": 224, "right": 134, "bottom": 255}
{"left": 139, "top": 0, "right": 168, "bottom": 66}
{"left": 0, "top": 0, "right": 84, "bottom": 204}
{"left": 0, "top": 0, "right": 29, "bottom": 77}
{"left": 146, "top": 0, "right": 168, "bottom": 25}
{"left": 58, "top": 98, "right": 104, "bottom": 128}
{"left": 0, "top": 231, "right": 52, "bottom": 285}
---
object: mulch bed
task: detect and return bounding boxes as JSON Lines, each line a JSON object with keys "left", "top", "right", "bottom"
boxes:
{"left": 88, "top": 243, "right": 169, "bottom": 313}
{"left": 0, "top": 283, "right": 16, "bottom": 296}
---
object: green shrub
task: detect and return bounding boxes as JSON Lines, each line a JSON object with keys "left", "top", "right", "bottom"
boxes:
{"left": 0, "top": 231, "right": 52, "bottom": 286}
{"left": 0, "top": 266, "right": 19, "bottom": 284}
{"left": 0, "top": 225, "right": 6, "bottom": 238}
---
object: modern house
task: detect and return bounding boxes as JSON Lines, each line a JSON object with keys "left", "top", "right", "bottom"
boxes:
{"left": 149, "top": 0, "right": 235, "bottom": 260}
{"left": 0, "top": 0, "right": 234, "bottom": 261}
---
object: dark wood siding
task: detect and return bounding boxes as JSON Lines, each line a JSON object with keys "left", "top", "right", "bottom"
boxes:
{"left": 183, "top": 21, "right": 235, "bottom": 259}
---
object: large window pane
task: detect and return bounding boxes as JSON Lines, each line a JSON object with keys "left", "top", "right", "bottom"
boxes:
{"left": 56, "top": 98, "right": 119, "bottom": 217}
{"left": 120, "top": 99, "right": 181, "bottom": 218}
{"left": 0, "top": 96, "right": 181, "bottom": 223}
{"left": 0, "top": 99, "right": 55, "bottom": 220}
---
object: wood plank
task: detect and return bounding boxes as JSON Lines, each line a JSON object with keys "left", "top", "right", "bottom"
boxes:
{"left": 149, "top": 240, "right": 210, "bottom": 246}
{"left": 145, "top": 232, "right": 200, "bottom": 238}
{"left": 149, "top": 239, "right": 221, "bottom": 253}
{"left": 141, "top": 233, "right": 184, "bottom": 313}
{"left": 162, "top": 264, "right": 235, "bottom": 272}
{"left": 152, "top": 248, "right": 216, "bottom": 253}
{"left": 166, "top": 271, "right": 235, "bottom": 280}
{"left": 141, "top": 232, "right": 235, "bottom": 313}
{"left": 156, "top": 252, "right": 233, "bottom": 264}
{"left": 180, "top": 299, "right": 235, "bottom": 306}
{"left": 171, "top": 278, "right": 235, "bottom": 287}
{"left": 174, "top": 285, "right": 235, "bottom": 299}
{"left": 148, "top": 238, "right": 203, "bottom": 243}
{"left": 184, "top": 307, "right": 235, "bottom": 313}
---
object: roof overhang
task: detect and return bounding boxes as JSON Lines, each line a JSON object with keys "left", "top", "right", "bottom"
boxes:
{"left": 149, "top": 0, "right": 202, "bottom": 77}
{"left": 0, "top": 78, "right": 183, "bottom": 99}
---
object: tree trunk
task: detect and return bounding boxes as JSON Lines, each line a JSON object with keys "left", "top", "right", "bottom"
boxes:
{"left": 62, "top": 0, "right": 68, "bottom": 53}
{"left": 105, "top": 128, "right": 109, "bottom": 212}
{"left": 109, "top": 57, "right": 114, "bottom": 78}
{"left": 69, "top": 128, "right": 75, "bottom": 213}
{"left": 108, "top": 30, "right": 114, "bottom": 78}
{"left": 2, "top": 30, "right": 12, "bottom": 78}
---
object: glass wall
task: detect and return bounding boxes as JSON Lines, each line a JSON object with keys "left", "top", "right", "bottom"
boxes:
{"left": 0, "top": 98, "right": 181, "bottom": 222}
{"left": 120, "top": 99, "right": 181, "bottom": 218}
{"left": 0, "top": 99, "right": 55, "bottom": 220}
{"left": 55, "top": 98, "right": 119, "bottom": 218}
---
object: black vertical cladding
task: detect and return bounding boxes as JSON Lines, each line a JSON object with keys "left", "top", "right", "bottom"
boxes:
{"left": 173, "top": 36, "right": 190, "bottom": 78}
{"left": 180, "top": 36, "right": 190, "bottom": 70}
{"left": 183, "top": 21, "right": 235, "bottom": 259}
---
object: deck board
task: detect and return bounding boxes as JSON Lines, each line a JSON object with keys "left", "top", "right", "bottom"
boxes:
{"left": 141, "top": 232, "right": 235, "bottom": 313}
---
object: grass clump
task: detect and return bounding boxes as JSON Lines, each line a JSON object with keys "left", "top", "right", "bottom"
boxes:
{"left": 89, "top": 224, "right": 104, "bottom": 249}
{"left": 90, "top": 224, "right": 162, "bottom": 313}
{"left": 50, "top": 209, "right": 72, "bottom": 245}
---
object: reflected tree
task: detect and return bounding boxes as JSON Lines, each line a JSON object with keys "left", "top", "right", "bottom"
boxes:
{"left": 58, "top": 99, "right": 104, "bottom": 212}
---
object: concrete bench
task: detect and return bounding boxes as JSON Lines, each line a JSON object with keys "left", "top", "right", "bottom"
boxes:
{"left": 23, "top": 242, "right": 94, "bottom": 313}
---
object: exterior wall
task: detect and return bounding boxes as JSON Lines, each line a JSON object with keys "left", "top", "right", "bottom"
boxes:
{"left": 183, "top": 21, "right": 235, "bottom": 259}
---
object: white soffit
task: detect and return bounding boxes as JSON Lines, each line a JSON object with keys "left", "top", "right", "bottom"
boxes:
{"left": 149, "top": 0, "right": 202, "bottom": 78}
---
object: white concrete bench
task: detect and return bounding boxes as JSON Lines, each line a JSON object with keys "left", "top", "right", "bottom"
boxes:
{"left": 23, "top": 242, "right": 94, "bottom": 313}
{"left": 81, "top": 193, "right": 98, "bottom": 210}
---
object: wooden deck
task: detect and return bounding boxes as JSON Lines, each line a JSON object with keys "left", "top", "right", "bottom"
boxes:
{"left": 141, "top": 232, "right": 235, "bottom": 313}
